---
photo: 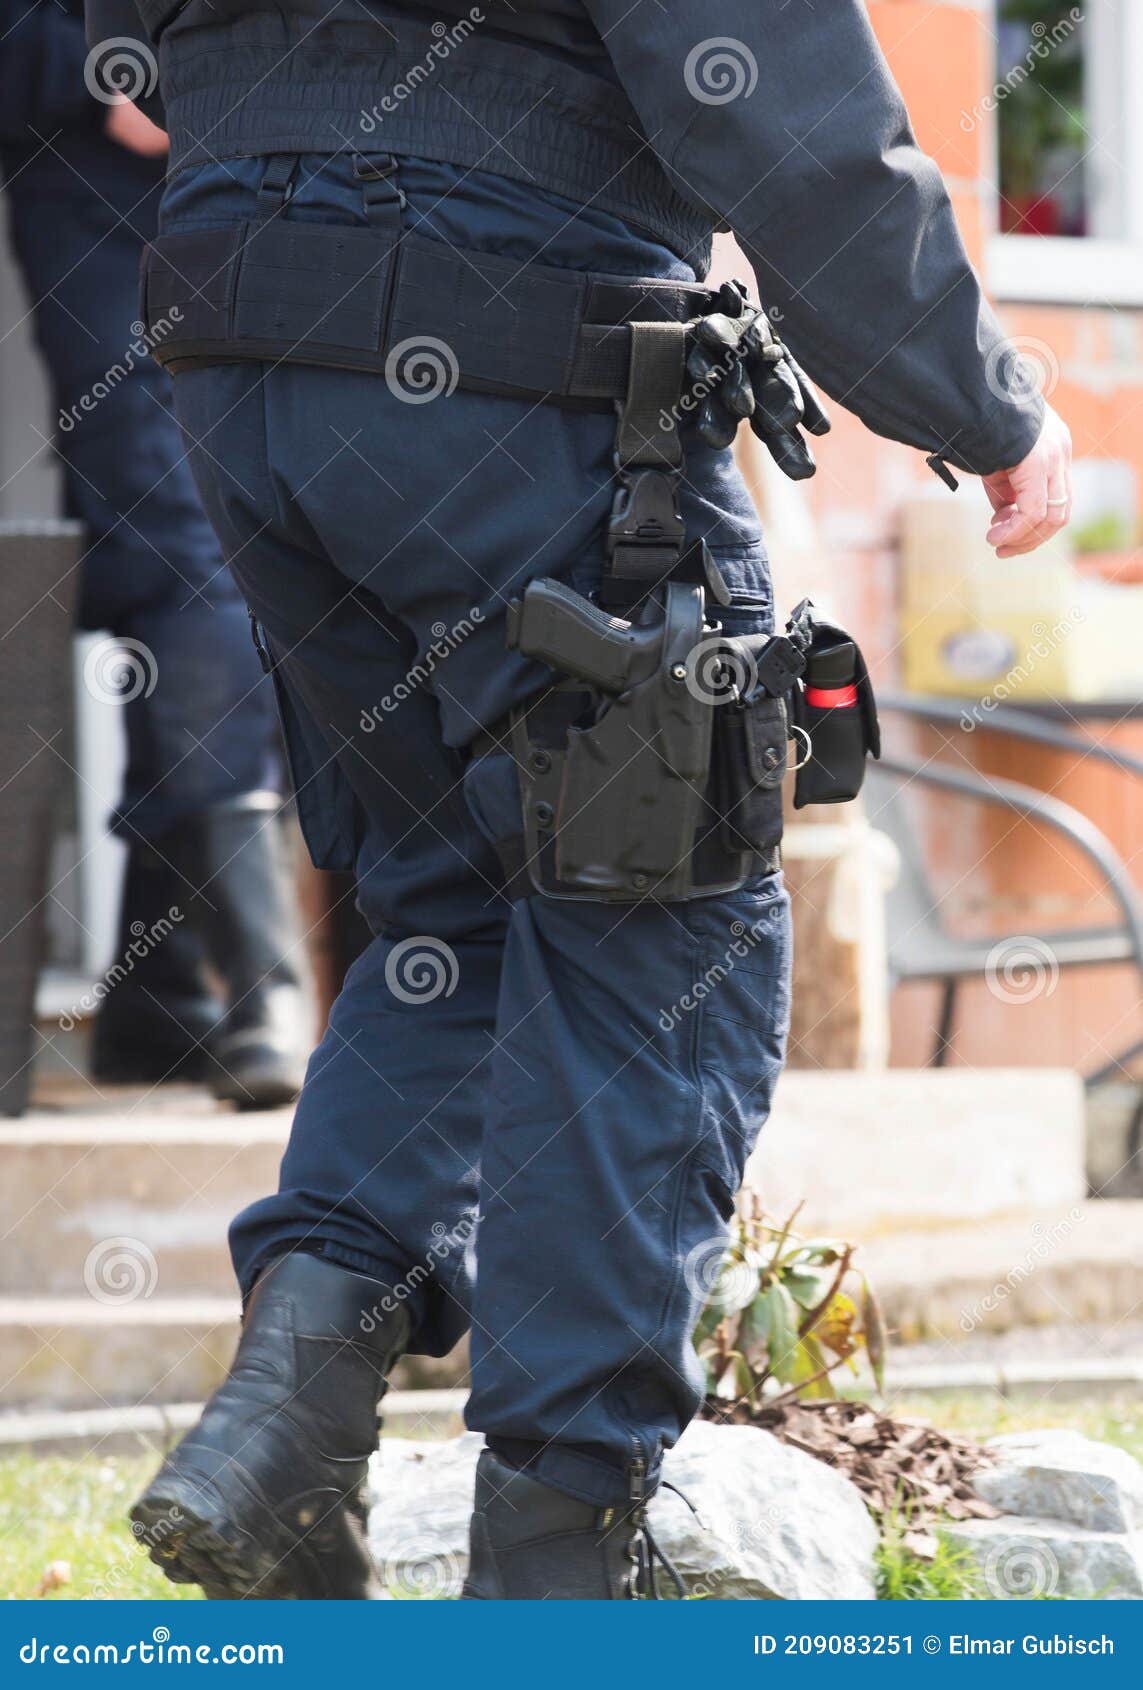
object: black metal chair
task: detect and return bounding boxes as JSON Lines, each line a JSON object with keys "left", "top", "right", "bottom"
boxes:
{"left": 866, "top": 695, "right": 1143, "bottom": 1158}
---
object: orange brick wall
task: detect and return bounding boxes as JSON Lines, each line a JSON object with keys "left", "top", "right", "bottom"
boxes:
{"left": 768, "top": 1, "right": 1143, "bottom": 1074}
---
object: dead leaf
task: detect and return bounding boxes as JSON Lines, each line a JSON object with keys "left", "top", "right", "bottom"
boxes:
{"left": 34, "top": 1561, "right": 71, "bottom": 1597}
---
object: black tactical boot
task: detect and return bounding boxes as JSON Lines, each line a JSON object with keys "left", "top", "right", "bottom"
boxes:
{"left": 462, "top": 1449, "right": 681, "bottom": 1600}
{"left": 169, "top": 795, "right": 310, "bottom": 1109}
{"left": 130, "top": 1253, "right": 408, "bottom": 1599}
{"left": 91, "top": 843, "right": 221, "bottom": 1083}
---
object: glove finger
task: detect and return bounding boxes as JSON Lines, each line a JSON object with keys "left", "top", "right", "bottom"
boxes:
{"left": 687, "top": 343, "right": 726, "bottom": 388}
{"left": 695, "top": 313, "right": 743, "bottom": 355}
{"left": 787, "top": 355, "right": 832, "bottom": 436}
{"left": 752, "top": 361, "right": 804, "bottom": 433}
{"left": 741, "top": 313, "right": 774, "bottom": 357}
{"left": 751, "top": 416, "right": 817, "bottom": 480}
{"left": 697, "top": 396, "right": 739, "bottom": 451}
{"left": 722, "top": 359, "right": 755, "bottom": 419}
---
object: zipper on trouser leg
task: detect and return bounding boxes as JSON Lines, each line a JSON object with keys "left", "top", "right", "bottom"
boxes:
{"left": 626, "top": 1441, "right": 651, "bottom": 1598}
{"left": 248, "top": 610, "right": 272, "bottom": 675}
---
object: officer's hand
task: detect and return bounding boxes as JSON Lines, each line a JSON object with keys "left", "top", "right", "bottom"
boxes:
{"left": 686, "top": 282, "right": 830, "bottom": 479}
{"left": 982, "top": 404, "right": 1072, "bottom": 557}
{"left": 105, "top": 96, "right": 169, "bottom": 158}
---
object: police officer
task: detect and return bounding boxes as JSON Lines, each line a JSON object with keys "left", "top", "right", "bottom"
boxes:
{"left": 1, "top": 0, "right": 308, "bottom": 1107}
{"left": 89, "top": 0, "right": 1072, "bottom": 1598}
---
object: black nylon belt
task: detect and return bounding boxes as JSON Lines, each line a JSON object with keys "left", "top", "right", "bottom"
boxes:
{"left": 141, "top": 224, "right": 717, "bottom": 406}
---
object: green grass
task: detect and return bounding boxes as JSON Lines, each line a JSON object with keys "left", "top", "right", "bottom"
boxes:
{"left": 875, "top": 1513, "right": 986, "bottom": 1601}
{"left": 0, "top": 1452, "right": 202, "bottom": 1600}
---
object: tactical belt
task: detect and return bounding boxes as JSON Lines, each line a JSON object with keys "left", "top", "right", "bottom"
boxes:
{"left": 142, "top": 223, "right": 718, "bottom": 410}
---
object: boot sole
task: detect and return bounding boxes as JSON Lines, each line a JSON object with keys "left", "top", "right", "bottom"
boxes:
{"left": 130, "top": 1471, "right": 315, "bottom": 1600}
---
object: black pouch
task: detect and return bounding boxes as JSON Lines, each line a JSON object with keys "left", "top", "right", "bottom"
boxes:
{"left": 715, "top": 691, "right": 788, "bottom": 855}
{"left": 790, "top": 620, "right": 880, "bottom": 808}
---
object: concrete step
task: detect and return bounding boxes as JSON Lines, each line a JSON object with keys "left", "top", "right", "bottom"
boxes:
{"left": 0, "top": 1068, "right": 1109, "bottom": 1412}
{"left": 0, "top": 1296, "right": 240, "bottom": 1411}
{"left": 863, "top": 1199, "right": 1143, "bottom": 1342}
{"left": 747, "top": 1068, "right": 1086, "bottom": 1234}
{"left": 0, "top": 1290, "right": 467, "bottom": 1411}
{"left": 0, "top": 1102, "right": 289, "bottom": 1297}
{"left": 4, "top": 1069, "right": 1086, "bottom": 1300}
{"left": 3, "top": 1200, "right": 1138, "bottom": 1411}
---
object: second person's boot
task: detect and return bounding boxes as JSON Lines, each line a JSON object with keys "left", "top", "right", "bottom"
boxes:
{"left": 169, "top": 794, "right": 311, "bottom": 1109}
{"left": 130, "top": 1252, "right": 408, "bottom": 1598}
{"left": 91, "top": 842, "right": 222, "bottom": 1083}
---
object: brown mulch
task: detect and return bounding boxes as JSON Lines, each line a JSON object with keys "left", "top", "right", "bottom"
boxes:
{"left": 700, "top": 1395, "right": 1002, "bottom": 1536}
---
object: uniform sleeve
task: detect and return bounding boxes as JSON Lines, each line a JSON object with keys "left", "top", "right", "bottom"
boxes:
{"left": 582, "top": 0, "right": 1043, "bottom": 475}
{"left": 0, "top": 4, "right": 101, "bottom": 144}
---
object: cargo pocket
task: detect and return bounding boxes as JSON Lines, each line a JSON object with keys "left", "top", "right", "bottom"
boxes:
{"left": 267, "top": 656, "right": 361, "bottom": 873}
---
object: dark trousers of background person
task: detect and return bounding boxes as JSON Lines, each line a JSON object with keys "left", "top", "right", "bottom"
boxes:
{"left": 0, "top": 133, "right": 307, "bottom": 1102}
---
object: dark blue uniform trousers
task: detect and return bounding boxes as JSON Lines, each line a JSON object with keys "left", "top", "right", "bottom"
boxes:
{"left": 162, "top": 152, "right": 792, "bottom": 1506}
{"left": 2, "top": 137, "right": 277, "bottom": 840}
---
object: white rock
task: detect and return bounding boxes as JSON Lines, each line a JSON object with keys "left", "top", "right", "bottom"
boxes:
{"left": 943, "top": 1515, "right": 1143, "bottom": 1601}
{"left": 370, "top": 1432, "right": 482, "bottom": 1599}
{"left": 368, "top": 1419, "right": 877, "bottom": 1600}
{"left": 975, "top": 1429, "right": 1143, "bottom": 1534}
{"left": 650, "top": 1420, "right": 877, "bottom": 1600}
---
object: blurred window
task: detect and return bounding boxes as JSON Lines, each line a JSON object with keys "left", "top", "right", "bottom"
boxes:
{"left": 996, "top": 1, "right": 1089, "bottom": 238}
{"left": 987, "top": 0, "right": 1143, "bottom": 303}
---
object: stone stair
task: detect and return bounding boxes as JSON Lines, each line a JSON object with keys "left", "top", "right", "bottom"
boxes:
{"left": 1, "top": 1069, "right": 1135, "bottom": 1412}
